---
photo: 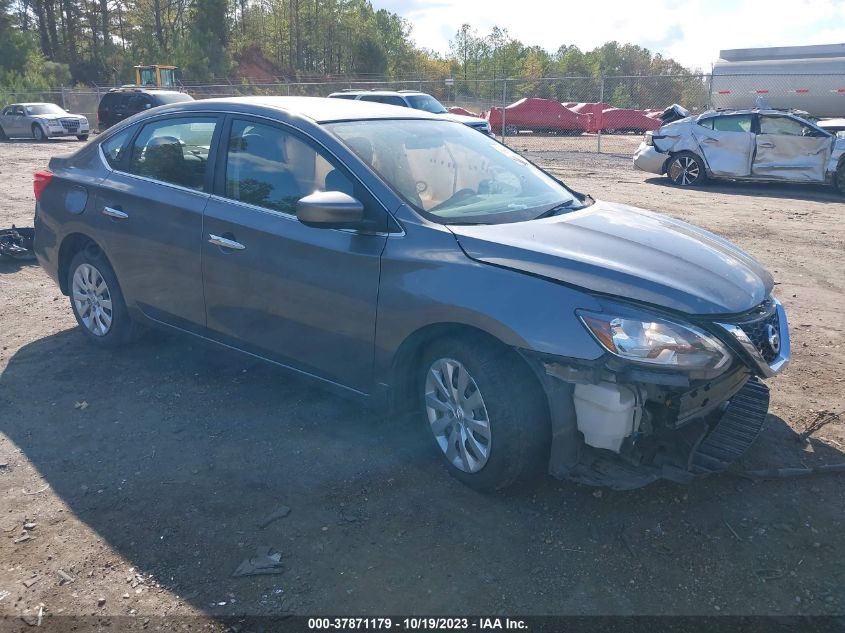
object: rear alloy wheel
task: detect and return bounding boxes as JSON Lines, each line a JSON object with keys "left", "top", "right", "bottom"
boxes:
{"left": 419, "top": 337, "right": 550, "bottom": 491}
{"left": 667, "top": 151, "right": 706, "bottom": 186}
{"left": 68, "top": 247, "right": 140, "bottom": 346}
{"left": 32, "top": 124, "right": 47, "bottom": 142}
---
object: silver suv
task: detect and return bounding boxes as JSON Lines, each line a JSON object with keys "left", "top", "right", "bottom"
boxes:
{"left": 327, "top": 90, "right": 492, "bottom": 136}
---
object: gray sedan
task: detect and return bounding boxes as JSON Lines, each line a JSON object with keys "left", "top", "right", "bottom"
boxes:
{"left": 33, "top": 97, "right": 790, "bottom": 491}
{"left": 634, "top": 108, "right": 845, "bottom": 191}
{"left": 0, "top": 102, "right": 90, "bottom": 141}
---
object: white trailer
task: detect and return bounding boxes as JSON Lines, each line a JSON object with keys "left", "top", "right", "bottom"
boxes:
{"left": 712, "top": 44, "right": 845, "bottom": 118}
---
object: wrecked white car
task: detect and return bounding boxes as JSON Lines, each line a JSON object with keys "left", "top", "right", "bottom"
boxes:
{"left": 634, "top": 108, "right": 845, "bottom": 191}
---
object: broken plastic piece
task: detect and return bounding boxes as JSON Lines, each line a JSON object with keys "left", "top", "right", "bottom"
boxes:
{"left": 231, "top": 546, "right": 285, "bottom": 578}
{"left": 0, "top": 226, "right": 36, "bottom": 261}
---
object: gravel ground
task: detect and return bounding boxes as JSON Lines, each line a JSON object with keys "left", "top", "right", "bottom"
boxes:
{"left": 0, "top": 137, "right": 843, "bottom": 628}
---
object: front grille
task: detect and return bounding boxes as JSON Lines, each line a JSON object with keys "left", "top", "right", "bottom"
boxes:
{"left": 61, "top": 118, "right": 80, "bottom": 131}
{"left": 732, "top": 300, "right": 780, "bottom": 363}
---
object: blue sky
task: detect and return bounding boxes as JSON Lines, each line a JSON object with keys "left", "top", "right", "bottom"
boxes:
{"left": 372, "top": 0, "right": 845, "bottom": 70}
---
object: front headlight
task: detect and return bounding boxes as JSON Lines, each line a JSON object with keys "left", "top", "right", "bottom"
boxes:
{"left": 47, "top": 118, "right": 61, "bottom": 126}
{"left": 578, "top": 308, "right": 731, "bottom": 372}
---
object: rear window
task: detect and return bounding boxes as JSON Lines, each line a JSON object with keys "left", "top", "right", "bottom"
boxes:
{"left": 330, "top": 94, "right": 359, "bottom": 100}
{"left": 153, "top": 93, "right": 194, "bottom": 105}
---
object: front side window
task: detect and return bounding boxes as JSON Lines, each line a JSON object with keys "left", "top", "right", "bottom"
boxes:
{"left": 713, "top": 114, "right": 752, "bottom": 133}
{"left": 759, "top": 116, "right": 811, "bottom": 136}
{"left": 224, "top": 119, "right": 356, "bottom": 215}
{"left": 327, "top": 119, "right": 582, "bottom": 225}
{"left": 128, "top": 117, "right": 217, "bottom": 190}
{"left": 697, "top": 117, "right": 714, "bottom": 130}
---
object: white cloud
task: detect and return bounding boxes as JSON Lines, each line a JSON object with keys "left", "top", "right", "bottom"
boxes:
{"left": 375, "top": 0, "right": 845, "bottom": 71}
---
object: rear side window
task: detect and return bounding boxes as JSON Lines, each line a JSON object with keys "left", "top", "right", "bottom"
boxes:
{"left": 331, "top": 94, "right": 359, "bottom": 100}
{"left": 154, "top": 93, "right": 194, "bottom": 105}
{"left": 101, "top": 128, "right": 132, "bottom": 168}
{"left": 697, "top": 117, "right": 714, "bottom": 130}
{"left": 358, "top": 95, "right": 407, "bottom": 107}
{"left": 99, "top": 93, "right": 119, "bottom": 109}
{"left": 127, "top": 117, "right": 218, "bottom": 190}
{"left": 759, "top": 116, "right": 808, "bottom": 136}
{"left": 713, "top": 115, "right": 752, "bottom": 133}
{"left": 126, "top": 95, "right": 153, "bottom": 111}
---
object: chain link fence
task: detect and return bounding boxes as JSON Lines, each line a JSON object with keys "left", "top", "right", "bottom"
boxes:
{"left": 4, "top": 74, "right": 845, "bottom": 155}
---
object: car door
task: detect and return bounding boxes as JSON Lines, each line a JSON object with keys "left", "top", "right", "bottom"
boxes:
{"left": 752, "top": 115, "right": 832, "bottom": 182}
{"left": 0, "top": 106, "right": 12, "bottom": 136}
{"left": 201, "top": 116, "right": 388, "bottom": 391}
{"left": 8, "top": 105, "right": 26, "bottom": 135}
{"left": 692, "top": 113, "right": 755, "bottom": 177}
{"left": 94, "top": 114, "right": 222, "bottom": 329}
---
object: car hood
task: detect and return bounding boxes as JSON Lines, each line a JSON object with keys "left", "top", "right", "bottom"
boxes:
{"left": 441, "top": 112, "right": 488, "bottom": 127}
{"left": 31, "top": 113, "right": 87, "bottom": 121}
{"left": 448, "top": 200, "right": 773, "bottom": 316}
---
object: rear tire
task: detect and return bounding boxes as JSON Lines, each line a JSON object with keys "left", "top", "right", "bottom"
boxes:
{"left": 418, "top": 336, "right": 550, "bottom": 491}
{"left": 32, "top": 124, "right": 47, "bottom": 142}
{"left": 667, "top": 151, "right": 707, "bottom": 186}
{"left": 67, "top": 246, "right": 141, "bottom": 347}
{"left": 0, "top": 125, "right": 7, "bottom": 141}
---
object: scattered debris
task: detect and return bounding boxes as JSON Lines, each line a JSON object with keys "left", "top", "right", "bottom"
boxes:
{"left": 232, "top": 546, "right": 285, "bottom": 578}
{"left": 57, "top": 570, "right": 74, "bottom": 585}
{"left": 0, "top": 461, "right": 8, "bottom": 470}
{"left": 13, "top": 534, "right": 33, "bottom": 544}
{"left": 22, "top": 484, "right": 50, "bottom": 495}
{"left": 259, "top": 505, "right": 291, "bottom": 528}
{"left": 22, "top": 577, "right": 39, "bottom": 588}
{"left": 0, "top": 226, "right": 36, "bottom": 261}
{"left": 797, "top": 410, "right": 841, "bottom": 443}
{"left": 724, "top": 520, "right": 744, "bottom": 542}
{"left": 0, "top": 591, "right": 10, "bottom": 602}
{"left": 23, "top": 522, "right": 36, "bottom": 531}
{"left": 97, "top": 597, "right": 106, "bottom": 607}
{"left": 73, "top": 401, "right": 89, "bottom": 410}
{"left": 734, "top": 463, "right": 845, "bottom": 480}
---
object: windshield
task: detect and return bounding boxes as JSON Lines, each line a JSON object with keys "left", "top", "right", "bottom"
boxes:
{"left": 327, "top": 119, "right": 580, "bottom": 224}
{"left": 25, "top": 104, "right": 66, "bottom": 115}
{"left": 405, "top": 94, "right": 448, "bottom": 114}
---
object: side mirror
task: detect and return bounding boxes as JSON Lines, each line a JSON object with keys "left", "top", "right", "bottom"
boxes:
{"left": 296, "top": 191, "right": 366, "bottom": 230}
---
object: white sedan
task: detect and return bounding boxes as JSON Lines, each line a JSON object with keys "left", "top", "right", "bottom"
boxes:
{"left": 0, "top": 102, "right": 90, "bottom": 141}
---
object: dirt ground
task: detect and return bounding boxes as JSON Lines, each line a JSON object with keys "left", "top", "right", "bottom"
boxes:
{"left": 0, "top": 137, "right": 843, "bottom": 629}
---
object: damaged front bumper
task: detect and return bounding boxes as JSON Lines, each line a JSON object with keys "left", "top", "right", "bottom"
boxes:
{"left": 522, "top": 298, "right": 790, "bottom": 490}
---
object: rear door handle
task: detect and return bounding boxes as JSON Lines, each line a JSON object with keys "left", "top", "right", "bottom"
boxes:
{"left": 102, "top": 206, "right": 128, "bottom": 219}
{"left": 759, "top": 142, "right": 775, "bottom": 148}
{"left": 208, "top": 234, "right": 245, "bottom": 250}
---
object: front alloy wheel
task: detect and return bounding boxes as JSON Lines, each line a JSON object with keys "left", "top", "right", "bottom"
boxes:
{"left": 418, "top": 337, "right": 550, "bottom": 491}
{"left": 32, "top": 124, "right": 47, "bottom": 142}
{"left": 667, "top": 152, "right": 706, "bottom": 186}
{"left": 71, "top": 263, "right": 113, "bottom": 336}
{"left": 425, "top": 358, "right": 492, "bottom": 473}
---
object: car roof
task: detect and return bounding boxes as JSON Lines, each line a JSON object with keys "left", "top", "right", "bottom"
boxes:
{"left": 329, "top": 90, "right": 426, "bottom": 96}
{"left": 153, "top": 96, "right": 443, "bottom": 123}
{"left": 15, "top": 103, "right": 62, "bottom": 107}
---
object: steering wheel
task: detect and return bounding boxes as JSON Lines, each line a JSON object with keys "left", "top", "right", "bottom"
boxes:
{"left": 430, "top": 188, "right": 476, "bottom": 212}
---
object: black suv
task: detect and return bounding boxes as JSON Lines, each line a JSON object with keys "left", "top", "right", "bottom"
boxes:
{"left": 96, "top": 88, "right": 194, "bottom": 131}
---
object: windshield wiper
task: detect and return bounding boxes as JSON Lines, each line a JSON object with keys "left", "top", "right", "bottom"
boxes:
{"left": 533, "top": 200, "right": 583, "bottom": 219}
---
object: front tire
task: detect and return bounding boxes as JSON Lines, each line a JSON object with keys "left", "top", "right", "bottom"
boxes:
{"left": 77, "top": 134, "right": 89, "bottom": 141}
{"left": 0, "top": 125, "right": 7, "bottom": 141}
{"left": 419, "top": 336, "right": 550, "bottom": 491}
{"left": 67, "top": 247, "right": 140, "bottom": 347}
{"left": 667, "top": 151, "right": 707, "bottom": 186}
{"left": 834, "top": 163, "right": 845, "bottom": 194}
{"left": 32, "top": 124, "right": 47, "bottom": 142}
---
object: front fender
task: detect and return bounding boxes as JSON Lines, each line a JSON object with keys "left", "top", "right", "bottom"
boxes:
{"left": 374, "top": 213, "right": 605, "bottom": 385}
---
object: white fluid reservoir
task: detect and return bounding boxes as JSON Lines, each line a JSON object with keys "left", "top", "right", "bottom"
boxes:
{"left": 573, "top": 383, "right": 641, "bottom": 453}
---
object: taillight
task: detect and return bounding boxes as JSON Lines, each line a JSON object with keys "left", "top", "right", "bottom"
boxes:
{"left": 34, "top": 170, "right": 53, "bottom": 201}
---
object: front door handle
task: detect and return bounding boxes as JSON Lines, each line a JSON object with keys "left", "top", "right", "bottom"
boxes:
{"left": 102, "top": 206, "right": 128, "bottom": 219}
{"left": 208, "top": 234, "right": 245, "bottom": 250}
{"left": 759, "top": 142, "right": 775, "bottom": 148}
